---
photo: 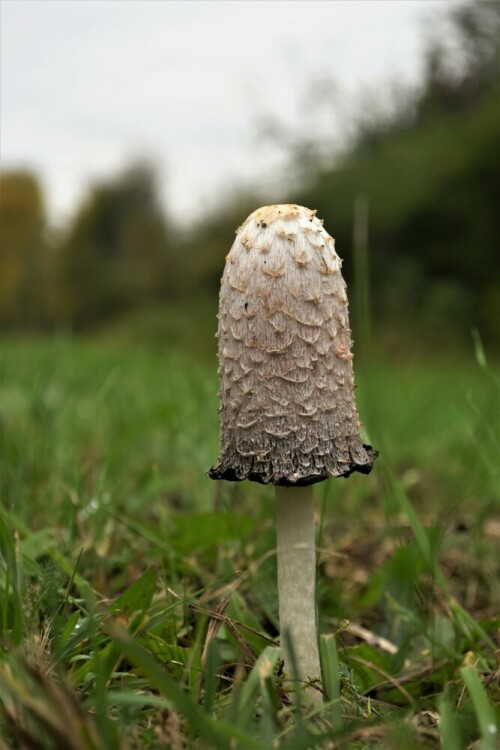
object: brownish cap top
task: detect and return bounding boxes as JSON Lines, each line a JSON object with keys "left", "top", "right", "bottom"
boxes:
{"left": 210, "top": 204, "right": 376, "bottom": 486}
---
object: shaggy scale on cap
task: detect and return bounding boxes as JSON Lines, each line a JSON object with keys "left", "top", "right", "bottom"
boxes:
{"left": 209, "top": 204, "right": 376, "bottom": 486}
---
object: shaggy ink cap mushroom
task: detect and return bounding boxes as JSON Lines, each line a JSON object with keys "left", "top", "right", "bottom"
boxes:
{"left": 210, "top": 204, "right": 376, "bottom": 486}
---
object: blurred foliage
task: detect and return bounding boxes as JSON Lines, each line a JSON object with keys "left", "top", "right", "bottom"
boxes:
{"left": 0, "top": 0, "right": 498, "bottom": 346}
{"left": 417, "top": 0, "right": 499, "bottom": 122}
{"left": 294, "top": 91, "right": 500, "bottom": 343}
{"left": 59, "top": 163, "right": 177, "bottom": 329}
{"left": 0, "top": 172, "right": 55, "bottom": 330}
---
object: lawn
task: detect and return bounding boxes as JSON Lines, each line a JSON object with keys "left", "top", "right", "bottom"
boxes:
{"left": 0, "top": 335, "right": 498, "bottom": 749}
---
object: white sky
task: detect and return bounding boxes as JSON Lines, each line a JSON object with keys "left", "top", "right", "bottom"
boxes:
{"left": 1, "top": 0, "right": 460, "bottom": 226}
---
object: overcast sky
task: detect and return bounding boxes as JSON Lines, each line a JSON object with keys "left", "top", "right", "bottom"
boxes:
{"left": 1, "top": 0, "right": 461, "bottom": 226}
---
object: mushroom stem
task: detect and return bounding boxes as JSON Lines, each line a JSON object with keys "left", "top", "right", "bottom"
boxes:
{"left": 275, "top": 485, "right": 322, "bottom": 698}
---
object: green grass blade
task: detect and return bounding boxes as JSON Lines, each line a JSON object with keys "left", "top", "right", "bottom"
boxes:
{"left": 202, "top": 638, "right": 219, "bottom": 715}
{"left": 236, "top": 646, "right": 280, "bottom": 722}
{"left": 0, "top": 517, "right": 23, "bottom": 646}
{"left": 461, "top": 666, "right": 498, "bottom": 750}
{"left": 320, "top": 634, "right": 341, "bottom": 730}
{"left": 438, "top": 692, "right": 462, "bottom": 750}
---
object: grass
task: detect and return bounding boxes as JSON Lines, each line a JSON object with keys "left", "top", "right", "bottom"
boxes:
{"left": 0, "top": 334, "right": 498, "bottom": 748}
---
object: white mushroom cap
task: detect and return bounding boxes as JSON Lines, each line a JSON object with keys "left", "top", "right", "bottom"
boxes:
{"left": 210, "top": 204, "right": 376, "bottom": 486}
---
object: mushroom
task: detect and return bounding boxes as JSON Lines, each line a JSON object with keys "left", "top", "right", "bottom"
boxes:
{"left": 210, "top": 204, "right": 376, "bottom": 697}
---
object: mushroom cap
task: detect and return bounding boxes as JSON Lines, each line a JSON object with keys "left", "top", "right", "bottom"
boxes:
{"left": 210, "top": 204, "right": 376, "bottom": 486}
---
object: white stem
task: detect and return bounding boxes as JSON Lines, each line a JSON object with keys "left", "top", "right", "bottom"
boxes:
{"left": 276, "top": 485, "right": 322, "bottom": 697}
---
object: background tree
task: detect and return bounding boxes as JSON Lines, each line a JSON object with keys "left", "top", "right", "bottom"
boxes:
{"left": 59, "top": 162, "right": 174, "bottom": 329}
{"left": 417, "top": 0, "right": 499, "bottom": 121}
{"left": 0, "top": 171, "right": 52, "bottom": 330}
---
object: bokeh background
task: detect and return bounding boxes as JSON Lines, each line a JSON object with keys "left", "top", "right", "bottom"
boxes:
{"left": 2, "top": 0, "right": 498, "bottom": 356}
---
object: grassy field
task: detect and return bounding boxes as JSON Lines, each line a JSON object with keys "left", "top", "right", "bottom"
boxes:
{"left": 0, "top": 336, "right": 498, "bottom": 749}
